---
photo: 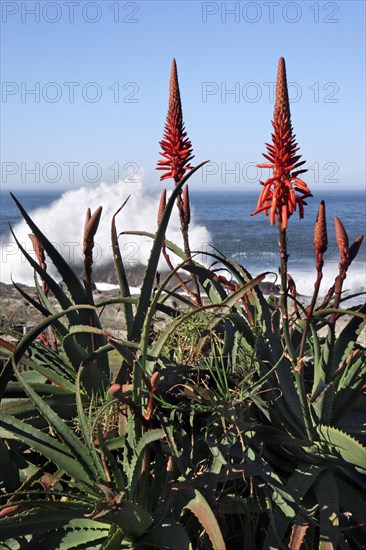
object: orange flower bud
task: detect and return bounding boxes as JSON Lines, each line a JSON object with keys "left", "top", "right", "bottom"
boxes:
{"left": 313, "top": 201, "right": 328, "bottom": 254}
{"left": 334, "top": 216, "right": 349, "bottom": 264}
{"left": 29, "top": 233, "right": 49, "bottom": 294}
{"left": 28, "top": 233, "right": 46, "bottom": 267}
{"left": 157, "top": 189, "right": 166, "bottom": 225}
{"left": 83, "top": 206, "right": 102, "bottom": 254}
{"left": 348, "top": 234, "right": 364, "bottom": 263}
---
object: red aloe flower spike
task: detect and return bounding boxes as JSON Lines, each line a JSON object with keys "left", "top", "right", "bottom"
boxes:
{"left": 156, "top": 59, "right": 194, "bottom": 184}
{"left": 251, "top": 57, "right": 312, "bottom": 229}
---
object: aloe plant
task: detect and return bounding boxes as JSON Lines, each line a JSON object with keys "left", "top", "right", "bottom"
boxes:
{"left": 1, "top": 57, "right": 365, "bottom": 549}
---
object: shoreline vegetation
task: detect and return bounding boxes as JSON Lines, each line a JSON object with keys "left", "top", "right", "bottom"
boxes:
{"left": 1, "top": 280, "right": 364, "bottom": 345}
{"left": 1, "top": 58, "right": 365, "bottom": 549}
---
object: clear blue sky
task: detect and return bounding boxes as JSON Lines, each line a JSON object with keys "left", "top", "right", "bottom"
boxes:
{"left": 1, "top": 0, "right": 365, "bottom": 192}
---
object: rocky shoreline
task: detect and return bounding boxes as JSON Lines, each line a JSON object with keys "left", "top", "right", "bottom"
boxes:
{"left": 0, "top": 280, "right": 277, "bottom": 324}
{"left": 0, "top": 262, "right": 282, "bottom": 332}
{"left": 1, "top": 277, "right": 364, "bottom": 346}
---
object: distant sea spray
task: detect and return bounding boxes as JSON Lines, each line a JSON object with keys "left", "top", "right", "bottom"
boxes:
{"left": 0, "top": 179, "right": 211, "bottom": 287}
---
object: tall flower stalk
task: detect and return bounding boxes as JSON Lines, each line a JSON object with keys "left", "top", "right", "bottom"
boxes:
{"left": 28, "top": 233, "right": 57, "bottom": 352}
{"left": 252, "top": 58, "right": 314, "bottom": 438}
{"left": 83, "top": 206, "right": 103, "bottom": 354}
{"left": 157, "top": 59, "right": 201, "bottom": 305}
{"left": 252, "top": 57, "right": 312, "bottom": 363}
{"left": 28, "top": 233, "right": 49, "bottom": 296}
{"left": 251, "top": 57, "right": 311, "bottom": 229}
{"left": 298, "top": 201, "right": 328, "bottom": 364}
{"left": 157, "top": 189, "right": 198, "bottom": 303}
{"left": 83, "top": 206, "right": 103, "bottom": 305}
{"left": 331, "top": 217, "right": 364, "bottom": 325}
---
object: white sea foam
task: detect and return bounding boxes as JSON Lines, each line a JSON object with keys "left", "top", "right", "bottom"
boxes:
{"left": 261, "top": 263, "right": 366, "bottom": 303}
{"left": 95, "top": 282, "right": 141, "bottom": 295}
{"left": 94, "top": 282, "right": 120, "bottom": 292}
{"left": 0, "top": 178, "right": 211, "bottom": 285}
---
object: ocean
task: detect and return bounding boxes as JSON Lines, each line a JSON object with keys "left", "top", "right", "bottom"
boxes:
{"left": 1, "top": 183, "right": 365, "bottom": 301}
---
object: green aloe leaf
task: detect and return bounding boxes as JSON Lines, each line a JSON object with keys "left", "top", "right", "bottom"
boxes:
{"left": 130, "top": 161, "right": 208, "bottom": 342}
{"left": 66, "top": 325, "right": 110, "bottom": 337}
{"left": 11, "top": 278, "right": 50, "bottom": 317}
{"left": 313, "top": 308, "right": 366, "bottom": 320}
{"left": 264, "top": 463, "right": 324, "bottom": 545}
{"left": 137, "top": 257, "right": 198, "bottom": 371}
{"left": 10, "top": 193, "right": 89, "bottom": 307}
{"left": 3, "top": 382, "right": 73, "bottom": 397}
{"left": 135, "top": 521, "right": 190, "bottom": 549}
{"left": 200, "top": 273, "right": 267, "bottom": 334}
{"left": 92, "top": 501, "right": 152, "bottom": 541}
{"left": 0, "top": 508, "right": 108, "bottom": 541}
{"left": 4, "top": 230, "right": 92, "bottom": 379}
{"left": 98, "top": 526, "right": 124, "bottom": 549}
{"left": 75, "top": 368, "right": 107, "bottom": 482}
{"left": 9, "top": 229, "right": 97, "bottom": 369}
{"left": 21, "top": 518, "right": 110, "bottom": 549}
{"left": 0, "top": 437, "right": 20, "bottom": 492}
{"left": 180, "top": 488, "right": 226, "bottom": 550}
{"left": 202, "top": 249, "right": 278, "bottom": 353}
{"left": 9, "top": 225, "right": 80, "bottom": 324}
{"left": 145, "top": 274, "right": 266, "bottom": 376}
{"left": 128, "top": 429, "right": 165, "bottom": 491}
{"left": 244, "top": 449, "right": 299, "bottom": 519}
{"left": 311, "top": 382, "right": 335, "bottom": 425}
{"left": 336, "top": 477, "right": 366, "bottom": 527}
{"left": 32, "top": 273, "right": 78, "bottom": 344}
{"left": 96, "top": 424, "right": 125, "bottom": 493}
{"left": 0, "top": 393, "right": 76, "bottom": 423}
{"left": 309, "top": 321, "right": 321, "bottom": 374}
{"left": 315, "top": 425, "right": 366, "bottom": 476}
{"left": 11, "top": 303, "right": 110, "bottom": 394}
{"left": 332, "top": 355, "right": 365, "bottom": 421}
{"left": 316, "top": 470, "right": 339, "bottom": 549}
{"left": 4, "top": 360, "right": 74, "bottom": 392}
{"left": 312, "top": 329, "right": 334, "bottom": 399}
{"left": 111, "top": 197, "right": 134, "bottom": 339}
{"left": 9, "top": 201, "right": 109, "bottom": 377}
{"left": 29, "top": 348, "right": 75, "bottom": 384}
{"left": 12, "top": 364, "right": 103, "bottom": 483}
{"left": 0, "top": 413, "right": 96, "bottom": 494}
